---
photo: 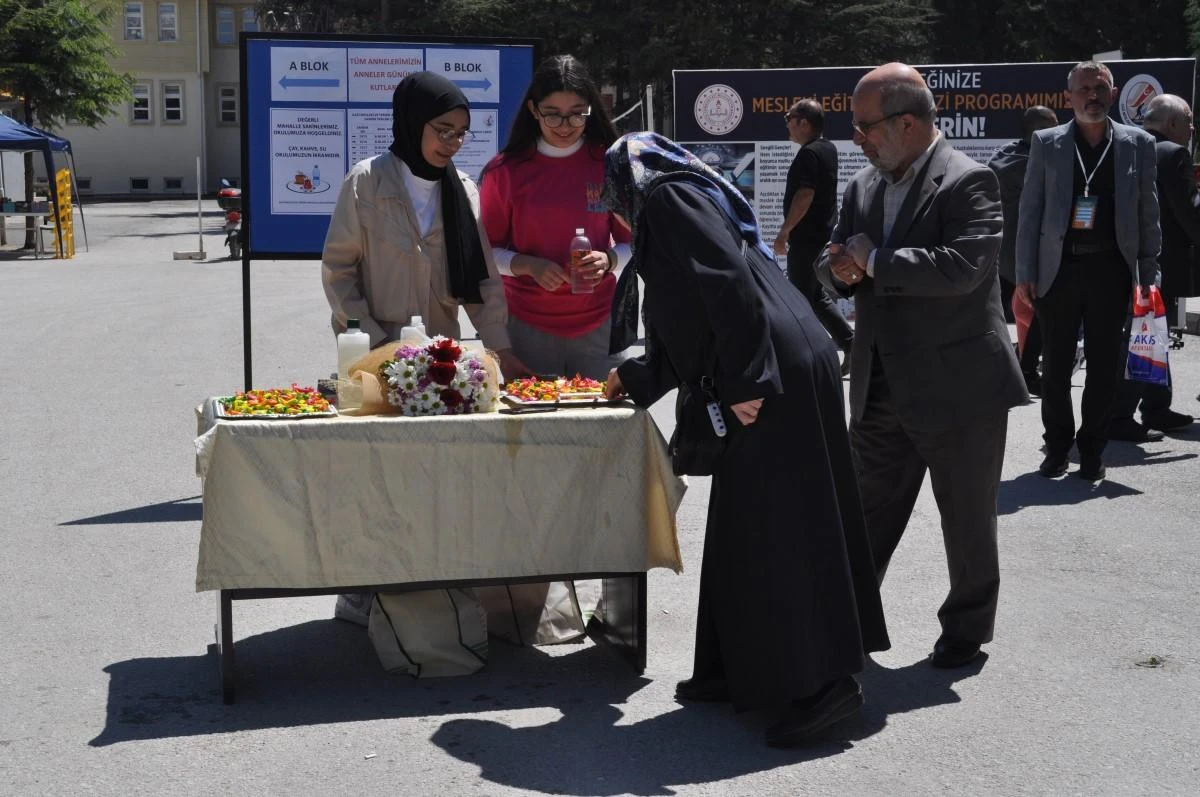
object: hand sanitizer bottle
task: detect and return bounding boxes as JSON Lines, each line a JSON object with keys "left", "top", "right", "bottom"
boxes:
{"left": 336, "top": 318, "right": 370, "bottom": 408}
{"left": 400, "top": 315, "right": 428, "bottom": 343}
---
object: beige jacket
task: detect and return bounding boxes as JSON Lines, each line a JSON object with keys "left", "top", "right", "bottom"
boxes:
{"left": 322, "top": 152, "right": 511, "bottom": 350}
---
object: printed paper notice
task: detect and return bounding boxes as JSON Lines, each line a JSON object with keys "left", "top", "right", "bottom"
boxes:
{"left": 451, "top": 107, "right": 500, "bottom": 182}
{"left": 271, "top": 108, "right": 345, "bottom": 215}
{"left": 754, "top": 141, "right": 799, "bottom": 241}
{"left": 270, "top": 47, "right": 348, "bottom": 103}
{"left": 426, "top": 49, "right": 500, "bottom": 104}
{"left": 348, "top": 109, "right": 394, "bottom": 164}
{"left": 348, "top": 48, "right": 424, "bottom": 103}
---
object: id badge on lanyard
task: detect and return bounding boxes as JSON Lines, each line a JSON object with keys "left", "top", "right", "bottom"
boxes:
{"left": 1072, "top": 131, "right": 1113, "bottom": 230}
{"left": 1071, "top": 196, "right": 1099, "bottom": 230}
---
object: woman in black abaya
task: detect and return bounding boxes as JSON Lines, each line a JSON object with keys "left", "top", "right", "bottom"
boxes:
{"left": 601, "top": 133, "right": 890, "bottom": 747}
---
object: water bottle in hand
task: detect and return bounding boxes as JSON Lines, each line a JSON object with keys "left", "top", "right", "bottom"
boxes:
{"left": 569, "top": 228, "right": 593, "bottom": 294}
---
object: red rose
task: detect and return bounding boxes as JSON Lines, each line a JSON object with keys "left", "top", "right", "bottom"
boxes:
{"left": 441, "top": 388, "right": 464, "bottom": 408}
{"left": 429, "top": 338, "right": 462, "bottom": 362}
{"left": 428, "top": 360, "right": 458, "bottom": 385}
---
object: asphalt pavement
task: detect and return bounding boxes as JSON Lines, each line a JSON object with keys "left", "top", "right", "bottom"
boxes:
{"left": 1, "top": 200, "right": 1197, "bottom": 796}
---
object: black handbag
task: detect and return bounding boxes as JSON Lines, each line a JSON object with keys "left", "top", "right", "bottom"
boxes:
{"left": 668, "top": 373, "right": 728, "bottom": 477}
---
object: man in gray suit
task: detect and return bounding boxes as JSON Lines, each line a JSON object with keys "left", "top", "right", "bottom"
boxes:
{"left": 817, "top": 63, "right": 1027, "bottom": 669}
{"left": 1015, "top": 61, "right": 1160, "bottom": 481}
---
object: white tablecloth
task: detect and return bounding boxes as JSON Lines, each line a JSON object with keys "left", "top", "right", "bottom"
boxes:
{"left": 194, "top": 404, "right": 686, "bottom": 591}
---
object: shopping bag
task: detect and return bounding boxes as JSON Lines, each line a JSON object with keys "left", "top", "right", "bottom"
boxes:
{"left": 476, "top": 581, "right": 588, "bottom": 645}
{"left": 367, "top": 589, "right": 488, "bottom": 677}
{"left": 1125, "top": 286, "right": 1170, "bottom": 386}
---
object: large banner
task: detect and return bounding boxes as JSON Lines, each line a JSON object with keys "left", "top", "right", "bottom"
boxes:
{"left": 674, "top": 59, "right": 1196, "bottom": 242}
{"left": 242, "top": 33, "right": 537, "bottom": 258}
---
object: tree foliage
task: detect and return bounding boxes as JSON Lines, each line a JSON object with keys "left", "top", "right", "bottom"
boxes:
{"left": 0, "top": 0, "right": 134, "bottom": 127}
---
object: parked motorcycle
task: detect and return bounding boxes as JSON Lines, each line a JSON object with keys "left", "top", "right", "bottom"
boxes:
{"left": 218, "top": 178, "right": 243, "bottom": 259}
{"left": 217, "top": 178, "right": 241, "bottom": 212}
{"left": 224, "top": 209, "right": 242, "bottom": 259}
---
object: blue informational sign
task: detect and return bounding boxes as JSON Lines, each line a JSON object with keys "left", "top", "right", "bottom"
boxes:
{"left": 241, "top": 34, "right": 537, "bottom": 258}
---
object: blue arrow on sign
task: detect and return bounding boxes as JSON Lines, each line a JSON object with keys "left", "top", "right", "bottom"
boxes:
{"left": 278, "top": 75, "right": 341, "bottom": 89}
{"left": 453, "top": 77, "right": 493, "bottom": 92}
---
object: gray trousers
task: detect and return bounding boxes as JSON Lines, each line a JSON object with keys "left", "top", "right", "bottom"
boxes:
{"left": 849, "top": 354, "right": 1007, "bottom": 644}
{"left": 507, "top": 315, "right": 627, "bottom": 380}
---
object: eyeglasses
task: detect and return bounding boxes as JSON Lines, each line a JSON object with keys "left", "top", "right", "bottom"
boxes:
{"left": 536, "top": 108, "right": 591, "bottom": 129}
{"left": 426, "top": 124, "right": 474, "bottom": 145}
{"left": 851, "top": 111, "right": 907, "bottom": 137}
{"left": 783, "top": 114, "right": 800, "bottom": 124}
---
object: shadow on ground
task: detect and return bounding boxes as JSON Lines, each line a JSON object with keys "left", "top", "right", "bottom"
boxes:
{"left": 61, "top": 496, "right": 202, "bottom": 525}
{"left": 998, "top": 442, "right": 1199, "bottom": 514}
{"left": 428, "top": 654, "right": 984, "bottom": 796}
{"left": 92, "top": 620, "right": 645, "bottom": 748}
{"left": 92, "top": 620, "right": 982, "bottom": 793}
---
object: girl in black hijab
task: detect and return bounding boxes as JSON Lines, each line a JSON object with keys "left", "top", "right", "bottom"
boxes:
{"left": 389, "top": 71, "right": 490, "bottom": 303}
{"left": 322, "top": 72, "right": 527, "bottom": 378}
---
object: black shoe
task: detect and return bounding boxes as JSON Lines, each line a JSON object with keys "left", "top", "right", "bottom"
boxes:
{"left": 1142, "top": 410, "right": 1194, "bottom": 432}
{"left": 1108, "top": 418, "right": 1164, "bottom": 443}
{"left": 1023, "top": 371, "right": 1042, "bottom": 397}
{"left": 674, "top": 677, "right": 731, "bottom": 702}
{"left": 1078, "top": 457, "right": 1106, "bottom": 481}
{"left": 1038, "top": 453, "right": 1068, "bottom": 477}
{"left": 930, "top": 636, "right": 982, "bottom": 668}
{"left": 765, "top": 677, "right": 863, "bottom": 747}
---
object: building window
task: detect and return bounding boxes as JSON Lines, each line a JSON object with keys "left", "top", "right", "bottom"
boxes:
{"left": 218, "top": 84, "right": 238, "bottom": 124}
{"left": 131, "top": 83, "right": 152, "bottom": 123}
{"left": 158, "top": 3, "right": 177, "bottom": 42}
{"left": 77, "top": 177, "right": 93, "bottom": 192}
{"left": 242, "top": 7, "right": 258, "bottom": 32}
{"left": 164, "top": 177, "right": 183, "bottom": 191}
{"left": 130, "top": 178, "right": 150, "bottom": 192}
{"left": 124, "top": 2, "right": 144, "bottom": 40}
{"left": 215, "top": 7, "right": 235, "bottom": 45}
{"left": 162, "top": 82, "right": 183, "bottom": 123}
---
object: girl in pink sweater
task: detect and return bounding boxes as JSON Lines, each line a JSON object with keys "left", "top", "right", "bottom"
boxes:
{"left": 480, "top": 55, "right": 631, "bottom": 380}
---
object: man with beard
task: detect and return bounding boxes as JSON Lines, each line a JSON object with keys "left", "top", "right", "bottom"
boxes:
{"left": 816, "top": 63, "right": 1026, "bottom": 670}
{"left": 1016, "top": 61, "right": 1161, "bottom": 480}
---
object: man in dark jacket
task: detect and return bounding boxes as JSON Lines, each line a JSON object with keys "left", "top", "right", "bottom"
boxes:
{"left": 817, "top": 63, "right": 1027, "bottom": 671}
{"left": 1110, "top": 94, "right": 1196, "bottom": 437}
{"left": 988, "top": 106, "right": 1058, "bottom": 394}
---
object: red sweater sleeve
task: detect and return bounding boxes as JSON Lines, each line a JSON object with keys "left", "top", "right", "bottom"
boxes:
{"left": 479, "top": 156, "right": 512, "bottom": 249}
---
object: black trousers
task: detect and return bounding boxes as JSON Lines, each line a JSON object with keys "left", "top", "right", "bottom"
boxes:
{"left": 850, "top": 353, "right": 1007, "bottom": 644}
{"left": 787, "top": 241, "right": 854, "bottom": 349}
{"left": 1020, "top": 314, "right": 1044, "bottom": 376}
{"left": 1036, "top": 252, "right": 1132, "bottom": 459}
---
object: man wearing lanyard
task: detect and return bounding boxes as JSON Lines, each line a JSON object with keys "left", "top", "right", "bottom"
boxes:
{"left": 1016, "top": 61, "right": 1160, "bottom": 482}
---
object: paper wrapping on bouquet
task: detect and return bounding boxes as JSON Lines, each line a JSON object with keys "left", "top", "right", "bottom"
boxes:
{"left": 1126, "top": 286, "right": 1170, "bottom": 386}
{"left": 337, "top": 340, "right": 501, "bottom": 416}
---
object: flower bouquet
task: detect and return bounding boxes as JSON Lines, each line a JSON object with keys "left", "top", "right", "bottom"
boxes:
{"left": 378, "top": 336, "right": 499, "bottom": 416}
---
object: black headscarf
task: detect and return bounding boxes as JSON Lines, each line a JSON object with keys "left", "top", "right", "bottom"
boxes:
{"left": 601, "top": 132, "right": 772, "bottom": 353}
{"left": 389, "top": 72, "right": 489, "bottom": 303}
